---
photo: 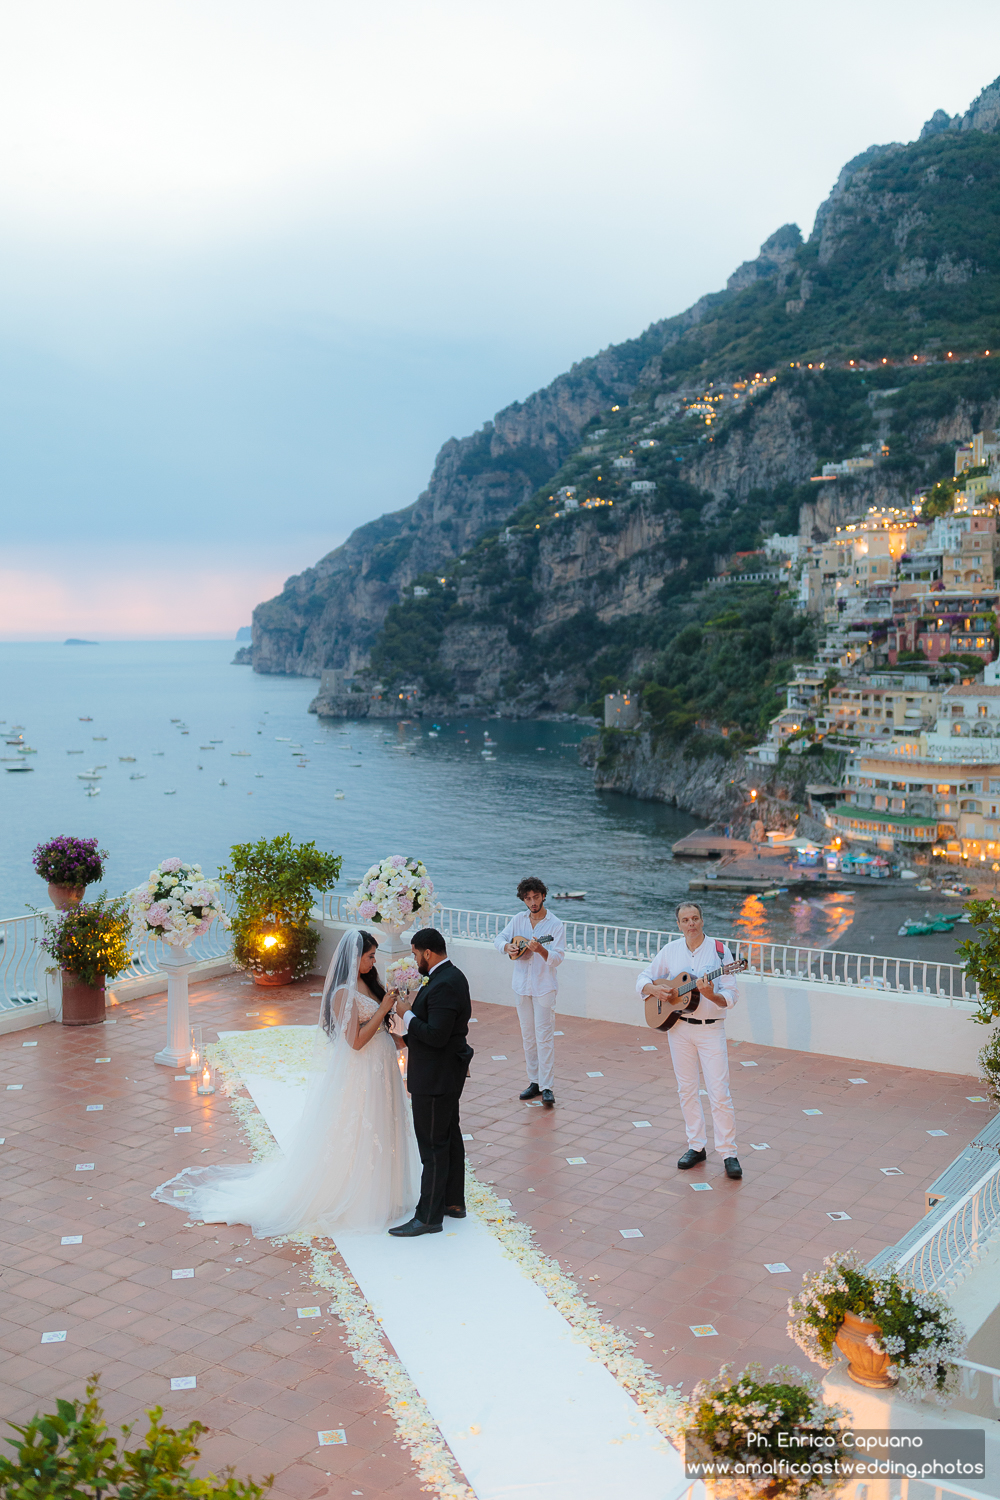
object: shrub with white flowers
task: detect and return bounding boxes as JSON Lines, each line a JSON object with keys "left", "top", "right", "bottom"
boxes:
{"left": 787, "top": 1249, "right": 966, "bottom": 1404}
{"left": 349, "top": 856, "right": 435, "bottom": 928}
{"left": 680, "top": 1363, "right": 848, "bottom": 1500}
{"left": 128, "top": 858, "right": 230, "bottom": 949}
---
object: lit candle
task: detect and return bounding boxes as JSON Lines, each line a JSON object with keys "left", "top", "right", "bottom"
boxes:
{"left": 185, "top": 1046, "right": 200, "bottom": 1075}
{"left": 197, "top": 1064, "right": 215, "bottom": 1096}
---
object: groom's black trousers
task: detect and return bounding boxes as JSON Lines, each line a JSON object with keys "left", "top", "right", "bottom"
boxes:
{"left": 411, "top": 1092, "right": 465, "bottom": 1227}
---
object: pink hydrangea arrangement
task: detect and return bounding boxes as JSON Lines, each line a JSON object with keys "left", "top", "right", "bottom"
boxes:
{"left": 127, "top": 857, "right": 230, "bottom": 949}
{"left": 348, "top": 856, "right": 435, "bottom": 929}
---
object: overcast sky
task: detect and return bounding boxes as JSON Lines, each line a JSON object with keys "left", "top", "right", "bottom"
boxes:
{"left": 2, "top": 0, "right": 998, "bottom": 638}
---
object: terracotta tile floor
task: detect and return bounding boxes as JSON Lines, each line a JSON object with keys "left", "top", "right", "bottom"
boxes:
{"left": 0, "top": 972, "right": 988, "bottom": 1499}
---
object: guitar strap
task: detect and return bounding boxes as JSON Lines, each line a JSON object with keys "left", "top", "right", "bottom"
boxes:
{"left": 689, "top": 941, "right": 727, "bottom": 1013}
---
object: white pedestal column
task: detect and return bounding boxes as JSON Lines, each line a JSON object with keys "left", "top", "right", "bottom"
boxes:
{"left": 154, "top": 946, "right": 196, "bottom": 1067}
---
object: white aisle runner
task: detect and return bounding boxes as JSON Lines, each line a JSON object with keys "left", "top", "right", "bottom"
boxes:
{"left": 225, "top": 1036, "right": 687, "bottom": 1500}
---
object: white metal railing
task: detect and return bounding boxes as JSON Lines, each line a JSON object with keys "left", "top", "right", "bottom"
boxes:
{"left": 0, "top": 912, "right": 48, "bottom": 1012}
{"left": 871, "top": 1158, "right": 1000, "bottom": 1291}
{"left": 0, "top": 908, "right": 233, "bottom": 1006}
{"left": 319, "top": 896, "right": 977, "bottom": 1003}
{"left": 954, "top": 1358, "right": 1000, "bottom": 1413}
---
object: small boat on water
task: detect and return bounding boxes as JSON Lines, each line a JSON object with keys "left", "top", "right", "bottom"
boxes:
{"left": 119, "top": 756, "right": 136, "bottom": 762}
{"left": 129, "top": 773, "right": 146, "bottom": 780}
{"left": 254, "top": 773, "right": 264, "bottom": 778}
{"left": 552, "top": 891, "right": 587, "bottom": 901}
{"left": 164, "top": 789, "right": 177, "bottom": 795}
{"left": 67, "top": 749, "right": 83, "bottom": 754}
{"left": 218, "top": 779, "right": 227, "bottom": 786}
{"left": 209, "top": 738, "right": 223, "bottom": 743}
{"left": 6, "top": 763, "right": 32, "bottom": 772}
{"left": 170, "top": 718, "right": 181, "bottom": 722}
{"left": 77, "top": 771, "right": 101, "bottom": 781}
{"left": 231, "top": 750, "right": 251, "bottom": 757}
{"left": 85, "top": 786, "right": 100, "bottom": 796}
{"left": 334, "top": 790, "right": 345, "bottom": 799}
{"left": 152, "top": 751, "right": 164, "bottom": 756}
{"left": 200, "top": 745, "right": 215, "bottom": 750}
{"left": 276, "top": 737, "right": 291, "bottom": 742}
{"left": 78, "top": 716, "right": 92, "bottom": 722}
{"left": 92, "top": 735, "right": 107, "bottom": 741}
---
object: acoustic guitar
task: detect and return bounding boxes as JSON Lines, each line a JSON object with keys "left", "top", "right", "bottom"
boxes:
{"left": 643, "top": 958, "right": 748, "bottom": 1031}
{"left": 508, "top": 934, "right": 554, "bottom": 959}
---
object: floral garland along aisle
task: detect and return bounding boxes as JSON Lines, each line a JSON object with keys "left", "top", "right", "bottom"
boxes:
{"left": 204, "top": 1032, "right": 684, "bottom": 1499}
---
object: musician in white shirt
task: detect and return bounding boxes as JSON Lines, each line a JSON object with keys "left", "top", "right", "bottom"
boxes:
{"left": 493, "top": 876, "right": 566, "bottom": 1107}
{"left": 636, "top": 901, "right": 742, "bottom": 1179}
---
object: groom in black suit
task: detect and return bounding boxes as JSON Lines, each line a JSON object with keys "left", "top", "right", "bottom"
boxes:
{"left": 389, "top": 928, "right": 474, "bottom": 1238}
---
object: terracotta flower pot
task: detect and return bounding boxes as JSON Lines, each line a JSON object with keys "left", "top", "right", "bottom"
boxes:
{"left": 61, "top": 972, "right": 106, "bottom": 1026}
{"left": 48, "top": 883, "right": 86, "bottom": 911}
{"left": 835, "top": 1309, "right": 897, "bottom": 1388}
{"left": 253, "top": 968, "right": 294, "bottom": 987}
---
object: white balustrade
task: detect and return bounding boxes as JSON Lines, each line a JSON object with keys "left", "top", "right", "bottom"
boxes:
{"left": 319, "top": 893, "right": 976, "bottom": 1004}
{"left": 872, "top": 1158, "right": 1000, "bottom": 1293}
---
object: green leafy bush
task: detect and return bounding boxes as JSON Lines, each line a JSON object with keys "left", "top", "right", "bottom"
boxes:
{"left": 0, "top": 1377, "right": 271, "bottom": 1497}
{"left": 956, "top": 897, "right": 1000, "bottom": 1023}
{"left": 37, "top": 895, "right": 133, "bottom": 987}
{"left": 220, "top": 835, "right": 341, "bottom": 981}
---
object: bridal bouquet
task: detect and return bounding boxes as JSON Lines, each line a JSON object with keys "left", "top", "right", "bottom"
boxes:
{"left": 349, "top": 856, "right": 436, "bottom": 927}
{"left": 385, "top": 955, "right": 426, "bottom": 996}
{"left": 128, "top": 858, "right": 230, "bottom": 948}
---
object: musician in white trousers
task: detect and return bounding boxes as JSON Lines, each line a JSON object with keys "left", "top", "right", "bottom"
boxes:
{"left": 637, "top": 901, "right": 742, "bottom": 1180}
{"left": 493, "top": 876, "right": 566, "bottom": 1107}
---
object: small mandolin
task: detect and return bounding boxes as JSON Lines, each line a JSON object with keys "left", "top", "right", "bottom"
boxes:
{"left": 508, "top": 934, "right": 554, "bottom": 959}
{"left": 643, "top": 958, "right": 748, "bottom": 1031}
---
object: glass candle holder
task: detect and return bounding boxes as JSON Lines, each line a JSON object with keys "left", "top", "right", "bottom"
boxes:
{"left": 197, "top": 1061, "right": 215, "bottom": 1096}
{"left": 185, "top": 1023, "right": 204, "bottom": 1075}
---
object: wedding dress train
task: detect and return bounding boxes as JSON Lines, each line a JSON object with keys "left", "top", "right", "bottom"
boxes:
{"left": 152, "top": 934, "right": 421, "bottom": 1237}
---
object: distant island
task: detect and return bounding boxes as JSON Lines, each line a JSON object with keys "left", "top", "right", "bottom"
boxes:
{"left": 235, "top": 626, "right": 251, "bottom": 642}
{"left": 64, "top": 638, "right": 98, "bottom": 645}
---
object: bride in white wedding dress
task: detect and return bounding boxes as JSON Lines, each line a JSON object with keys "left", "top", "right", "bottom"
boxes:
{"left": 152, "top": 929, "right": 421, "bottom": 1236}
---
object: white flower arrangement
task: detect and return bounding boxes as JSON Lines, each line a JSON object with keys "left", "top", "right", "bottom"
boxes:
{"left": 679, "top": 1362, "right": 848, "bottom": 1500}
{"left": 349, "top": 856, "right": 435, "bottom": 928}
{"left": 787, "top": 1249, "right": 966, "bottom": 1404}
{"left": 127, "top": 857, "right": 230, "bottom": 949}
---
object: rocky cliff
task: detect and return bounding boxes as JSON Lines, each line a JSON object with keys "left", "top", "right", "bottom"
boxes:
{"left": 251, "top": 334, "right": 667, "bottom": 675}
{"left": 252, "top": 74, "right": 1000, "bottom": 714}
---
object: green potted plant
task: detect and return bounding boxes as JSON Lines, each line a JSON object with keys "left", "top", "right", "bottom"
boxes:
{"left": 680, "top": 1362, "right": 847, "bottom": 1500}
{"left": 38, "top": 893, "right": 133, "bottom": 1026}
{"left": 32, "top": 835, "right": 109, "bottom": 911}
{"left": 786, "top": 1249, "right": 965, "bottom": 1401}
{"left": 0, "top": 1376, "right": 270, "bottom": 1496}
{"left": 220, "top": 834, "right": 341, "bottom": 987}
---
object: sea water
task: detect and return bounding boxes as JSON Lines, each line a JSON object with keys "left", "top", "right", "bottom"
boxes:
{"left": 0, "top": 640, "right": 851, "bottom": 946}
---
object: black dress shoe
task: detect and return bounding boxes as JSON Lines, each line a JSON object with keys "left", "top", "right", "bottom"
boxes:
{"left": 724, "top": 1156, "right": 743, "bottom": 1180}
{"left": 444, "top": 1206, "right": 467, "bottom": 1218}
{"left": 519, "top": 1082, "right": 541, "bottom": 1100}
{"left": 677, "top": 1148, "right": 707, "bottom": 1169}
{"left": 541, "top": 1089, "right": 555, "bottom": 1106}
{"left": 388, "top": 1217, "right": 442, "bottom": 1237}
